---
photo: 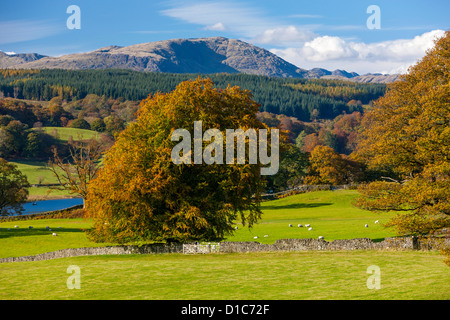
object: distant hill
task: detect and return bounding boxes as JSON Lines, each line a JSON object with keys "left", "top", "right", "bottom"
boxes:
{"left": 348, "top": 73, "right": 401, "bottom": 83}
{"left": 0, "top": 37, "right": 399, "bottom": 83}
{"left": 0, "top": 51, "right": 47, "bottom": 68}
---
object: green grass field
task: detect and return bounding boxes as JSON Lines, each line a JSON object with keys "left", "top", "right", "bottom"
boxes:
{"left": 9, "top": 126, "right": 99, "bottom": 198}
{"left": 0, "top": 190, "right": 395, "bottom": 258}
{"left": 9, "top": 160, "right": 57, "bottom": 185}
{"left": 0, "top": 251, "right": 448, "bottom": 300}
{"left": 9, "top": 160, "right": 72, "bottom": 199}
{"left": 0, "top": 190, "right": 448, "bottom": 300}
{"left": 37, "top": 126, "right": 99, "bottom": 142}
{"left": 227, "top": 190, "right": 396, "bottom": 243}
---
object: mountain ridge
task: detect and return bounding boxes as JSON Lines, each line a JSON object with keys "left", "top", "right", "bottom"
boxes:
{"left": 0, "top": 37, "right": 399, "bottom": 83}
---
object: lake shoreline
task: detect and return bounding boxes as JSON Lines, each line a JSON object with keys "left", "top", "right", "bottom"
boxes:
{"left": 27, "top": 194, "right": 80, "bottom": 202}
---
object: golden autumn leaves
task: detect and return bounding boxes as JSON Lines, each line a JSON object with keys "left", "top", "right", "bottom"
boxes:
{"left": 84, "top": 31, "right": 450, "bottom": 246}
{"left": 353, "top": 31, "right": 450, "bottom": 236}
{"left": 85, "top": 78, "right": 277, "bottom": 243}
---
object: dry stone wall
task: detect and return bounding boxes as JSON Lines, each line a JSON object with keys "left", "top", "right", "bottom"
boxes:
{"left": 1, "top": 236, "right": 448, "bottom": 263}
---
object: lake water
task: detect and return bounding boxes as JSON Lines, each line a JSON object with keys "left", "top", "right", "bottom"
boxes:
{"left": 20, "top": 198, "right": 84, "bottom": 215}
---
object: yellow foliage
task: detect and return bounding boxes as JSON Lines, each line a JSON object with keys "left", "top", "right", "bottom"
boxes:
{"left": 354, "top": 31, "right": 450, "bottom": 236}
{"left": 86, "top": 78, "right": 268, "bottom": 243}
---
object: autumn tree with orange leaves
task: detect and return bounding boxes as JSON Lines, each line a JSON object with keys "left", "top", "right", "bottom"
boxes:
{"left": 86, "top": 78, "right": 271, "bottom": 243}
{"left": 353, "top": 32, "right": 450, "bottom": 241}
{"left": 304, "top": 145, "right": 364, "bottom": 185}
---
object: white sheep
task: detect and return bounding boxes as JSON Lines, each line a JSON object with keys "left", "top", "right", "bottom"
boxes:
{"left": 305, "top": 224, "right": 311, "bottom": 227}
{"left": 14, "top": 225, "right": 19, "bottom": 228}
{"left": 254, "top": 236, "right": 258, "bottom": 239}
{"left": 318, "top": 236, "right": 324, "bottom": 240}
{"left": 308, "top": 227, "right": 313, "bottom": 231}
{"left": 52, "top": 233, "right": 57, "bottom": 236}
{"left": 365, "top": 224, "right": 369, "bottom": 228}
{"left": 289, "top": 224, "right": 293, "bottom": 227}
{"left": 235, "top": 226, "right": 239, "bottom": 230}
{"left": 264, "top": 235, "right": 269, "bottom": 237}
{"left": 298, "top": 224, "right": 303, "bottom": 227}
{"left": 375, "top": 220, "right": 379, "bottom": 224}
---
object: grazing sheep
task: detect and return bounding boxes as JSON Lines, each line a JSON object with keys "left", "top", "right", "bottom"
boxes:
{"left": 235, "top": 226, "right": 238, "bottom": 230}
{"left": 289, "top": 224, "right": 293, "bottom": 227}
{"left": 14, "top": 225, "right": 19, "bottom": 228}
{"left": 365, "top": 224, "right": 369, "bottom": 228}
{"left": 375, "top": 220, "right": 379, "bottom": 224}
{"left": 28, "top": 226, "right": 33, "bottom": 229}
{"left": 45, "top": 226, "right": 50, "bottom": 229}
{"left": 52, "top": 233, "right": 57, "bottom": 236}
{"left": 305, "top": 224, "right": 311, "bottom": 227}
{"left": 318, "top": 236, "right": 324, "bottom": 240}
{"left": 298, "top": 224, "right": 303, "bottom": 228}
{"left": 308, "top": 227, "right": 313, "bottom": 231}
{"left": 254, "top": 236, "right": 258, "bottom": 239}
{"left": 264, "top": 235, "right": 269, "bottom": 237}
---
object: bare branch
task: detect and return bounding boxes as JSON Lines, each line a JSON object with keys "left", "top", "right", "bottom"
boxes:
{"left": 48, "top": 138, "right": 104, "bottom": 207}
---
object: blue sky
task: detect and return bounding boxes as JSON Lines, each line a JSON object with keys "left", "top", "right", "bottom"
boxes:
{"left": 0, "top": 0, "right": 448, "bottom": 74}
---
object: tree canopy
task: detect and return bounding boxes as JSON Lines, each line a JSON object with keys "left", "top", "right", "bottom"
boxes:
{"left": 0, "top": 158, "right": 30, "bottom": 216}
{"left": 0, "top": 69, "right": 385, "bottom": 122}
{"left": 353, "top": 31, "right": 450, "bottom": 236}
{"left": 86, "top": 78, "right": 270, "bottom": 243}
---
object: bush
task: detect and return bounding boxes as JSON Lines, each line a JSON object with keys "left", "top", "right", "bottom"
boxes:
{"left": 70, "top": 118, "right": 91, "bottom": 130}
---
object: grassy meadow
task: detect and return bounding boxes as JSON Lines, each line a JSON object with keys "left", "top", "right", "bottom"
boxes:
{"left": 227, "top": 190, "right": 396, "bottom": 243}
{"left": 0, "top": 190, "right": 395, "bottom": 258}
{"left": 0, "top": 190, "right": 448, "bottom": 300}
{"left": 9, "top": 126, "right": 99, "bottom": 199}
{"left": 36, "top": 126, "right": 99, "bottom": 142}
{"left": 1, "top": 251, "right": 448, "bottom": 300}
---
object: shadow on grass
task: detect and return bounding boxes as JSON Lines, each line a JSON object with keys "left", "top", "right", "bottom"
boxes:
{"left": 0, "top": 227, "right": 84, "bottom": 239}
{"left": 262, "top": 202, "right": 333, "bottom": 210}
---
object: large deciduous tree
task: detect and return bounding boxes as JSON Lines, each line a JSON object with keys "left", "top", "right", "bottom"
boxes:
{"left": 0, "top": 158, "right": 30, "bottom": 216}
{"left": 353, "top": 31, "right": 450, "bottom": 237}
{"left": 86, "top": 78, "right": 271, "bottom": 243}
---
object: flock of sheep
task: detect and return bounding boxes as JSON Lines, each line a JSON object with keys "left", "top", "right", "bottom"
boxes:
{"left": 1, "top": 225, "right": 61, "bottom": 236}
{"left": 6, "top": 219, "right": 381, "bottom": 241}
{"left": 249, "top": 220, "right": 380, "bottom": 241}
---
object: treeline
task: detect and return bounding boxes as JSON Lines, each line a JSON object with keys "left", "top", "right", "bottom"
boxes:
{"left": 0, "top": 69, "right": 386, "bottom": 122}
{"left": 258, "top": 110, "right": 363, "bottom": 155}
{"left": 0, "top": 119, "right": 58, "bottom": 159}
{"left": 0, "top": 95, "right": 137, "bottom": 134}
{"left": 0, "top": 96, "right": 131, "bottom": 159}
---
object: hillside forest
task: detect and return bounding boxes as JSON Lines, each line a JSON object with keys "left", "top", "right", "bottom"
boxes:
{"left": 0, "top": 69, "right": 388, "bottom": 191}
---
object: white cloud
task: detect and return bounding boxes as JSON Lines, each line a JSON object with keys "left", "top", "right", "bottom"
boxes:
{"left": 0, "top": 50, "right": 17, "bottom": 55}
{"left": 271, "top": 29, "right": 446, "bottom": 74}
{"left": 302, "top": 35, "right": 358, "bottom": 61}
{"left": 161, "top": 3, "right": 317, "bottom": 46}
{"left": 204, "top": 22, "right": 226, "bottom": 31}
{"left": 160, "top": 2, "right": 446, "bottom": 75}
{"left": 253, "top": 26, "right": 316, "bottom": 45}
{"left": 160, "top": 1, "right": 272, "bottom": 36}
{"left": 0, "top": 20, "right": 62, "bottom": 45}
